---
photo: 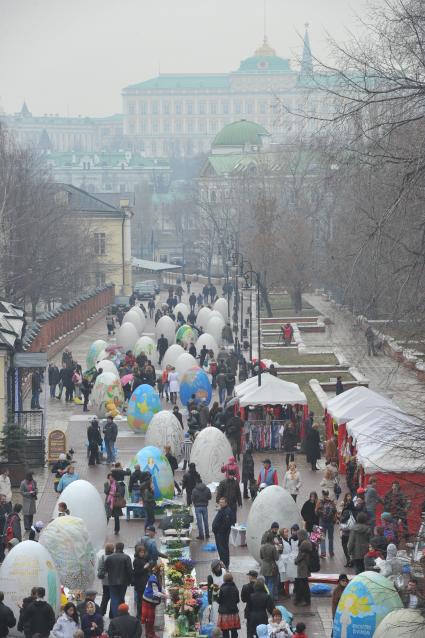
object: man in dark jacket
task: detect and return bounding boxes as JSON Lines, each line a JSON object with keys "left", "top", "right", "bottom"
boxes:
{"left": 199, "top": 345, "right": 208, "bottom": 367}
{"left": 294, "top": 530, "right": 312, "bottom": 606}
{"left": 242, "top": 450, "right": 255, "bottom": 499}
{"left": 104, "top": 542, "right": 133, "bottom": 617}
{"left": 48, "top": 363, "right": 60, "bottom": 399}
{"left": 17, "top": 587, "right": 37, "bottom": 637}
{"left": 0, "top": 592, "right": 15, "bottom": 638}
{"left": 246, "top": 580, "right": 274, "bottom": 636}
{"left": 30, "top": 370, "right": 41, "bottom": 409}
{"left": 212, "top": 496, "right": 234, "bottom": 569}
{"left": 22, "top": 587, "right": 55, "bottom": 638}
{"left": 226, "top": 412, "right": 243, "bottom": 460}
{"left": 240, "top": 570, "right": 258, "bottom": 621}
{"left": 182, "top": 463, "right": 201, "bottom": 506}
{"left": 192, "top": 479, "right": 211, "bottom": 540}
{"left": 103, "top": 416, "right": 118, "bottom": 464}
{"left": 198, "top": 401, "right": 209, "bottom": 429}
{"left": 60, "top": 365, "right": 74, "bottom": 402}
{"left": 87, "top": 418, "right": 103, "bottom": 466}
{"left": 107, "top": 603, "right": 142, "bottom": 638}
{"left": 156, "top": 334, "right": 168, "bottom": 365}
{"left": 164, "top": 446, "right": 182, "bottom": 495}
{"left": 216, "top": 470, "right": 242, "bottom": 521}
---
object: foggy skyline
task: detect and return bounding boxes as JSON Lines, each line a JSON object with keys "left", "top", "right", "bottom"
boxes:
{"left": 0, "top": 0, "right": 373, "bottom": 117}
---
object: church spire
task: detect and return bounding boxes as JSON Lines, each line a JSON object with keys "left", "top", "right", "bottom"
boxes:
{"left": 20, "top": 101, "right": 31, "bottom": 117}
{"left": 301, "top": 23, "right": 313, "bottom": 76}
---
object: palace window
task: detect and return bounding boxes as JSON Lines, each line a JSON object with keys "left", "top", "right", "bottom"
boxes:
{"left": 151, "top": 101, "right": 159, "bottom": 115}
{"left": 176, "top": 120, "right": 182, "bottom": 132}
{"left": 139, "top": 102, "right": 147, "bottom": 115}
{"left": 95, "top": 271, "right": 106, "bottom": 286}
{"left": 128, "top": 102, "right": 135, "bottom": 115}
{"left": 187, "top": 120, "right": 194, "bottom": 132}
{"left": 210, "top": 102, "right": 217, "bottom": 114}
{"left": 163, "top": 101, "right": 170, "bottom": 115}
{"left": 94, "top": 233, "right": 106, "bottom": 255}
{"left": 246, "top": 102, "right": 253, "bottom": 114}
{"left": 163, "top": 120, "right": 171, "bottom": 133}
{"left": 234, "top": 101, "right": 242, "bottom": 114}
{"left": 259, "top": 102, "right": 267, "bottom": 114}
{"left": 222, "top": 101, "right": 229, "bottom": 114}
{"left": 186, "top": 101, "right": 193, "bottom": 114}
{"left": 199, "top": 101, "right": 206, "bottom": 115}
{"left": 175, "top": 102, "right": 182, "bottom": 115}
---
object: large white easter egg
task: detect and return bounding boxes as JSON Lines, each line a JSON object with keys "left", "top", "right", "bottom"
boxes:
{"left": 163, "top": 344, "right": 185, "bottom": 369}
{"left": 196, "top": 307, "right": 213, "bottom": 331}
{"left": 145, "top": 410, "right": 184, "bottom": 457}
{"left": 214, "top": 297, "right": 228, "bottom": 320}
{"left": 372, "top": 609, "right": 425, "bottom": 637}
{"left": 90, "top": 371, "right": 124, "bottom": 418}
{"left": 175, "top": 353, "right": 197, "bottom": 377}
{"left": 123, "top": 309, "right": 144, "bottom": 335}
{"left": 156, "top": 315, "right": 176, "bottom": 344}
{"left": 117, "top": 321, "right": 139, "bottom": 351}
{"left": 134, "top": 336, "right": 156, "bottom": 358}
{"left": 96, "top": 359, "right": 119, "bottom": 377}
{"left": 53, "top": 479, "right": 107, "bottom": 551}
{"left": 246, "top": 485, "right": 302, "bottom": 561}
{"left": 0, "top": 541, "right": 61, "bottom": 619}
{"left": 190, "top": 427, "right": 233, "bottom": 484}
{"left": 86, "top": 339, "right": 107, "bottom": 370}
{"left": 174, "top": 303, "right": 189, "bottom": 320}
{"left": 40, "top": 516, "right": 96, "bottom": 590}
{"left": 196, "top": 333, "right": 218, "bottom": 355}
{"left": 206, "top": 315, "right": 225, "bottom": 345}
{"left": 132, "top": 305, "right": 147, "bottom": 327}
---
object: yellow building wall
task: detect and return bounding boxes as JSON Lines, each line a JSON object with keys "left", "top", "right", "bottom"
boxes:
{"left": 91, "top": 216, "right": 132, "bottom": 295}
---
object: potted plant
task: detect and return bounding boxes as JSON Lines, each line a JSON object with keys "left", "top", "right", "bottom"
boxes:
{"left": 0, "top": 417, "right": 29, "bottom": 486}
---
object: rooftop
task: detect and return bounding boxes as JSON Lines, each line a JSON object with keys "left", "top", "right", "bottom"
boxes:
{"left": 0, "top": 301, "right": 25, "bottom": 349}
{"left": 57, "top": 184, "right": 124, "bottom": 216}
{"left": 212, "top": 119, "right": 271, "bottom": 148}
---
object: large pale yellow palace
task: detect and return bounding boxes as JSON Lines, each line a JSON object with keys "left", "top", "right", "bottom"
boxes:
{"left": 122, "top": 28, "right": 320, "bottom": 157}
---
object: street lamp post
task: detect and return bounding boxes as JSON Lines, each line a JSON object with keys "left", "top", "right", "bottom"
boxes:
{"left": 242, "top": 267, "right": 262, "bottom": 386}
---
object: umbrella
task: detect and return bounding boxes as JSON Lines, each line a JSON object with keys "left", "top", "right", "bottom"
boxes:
{"left": 105, "top": 344, "right": 121, "bottom": 353}
{"left": 120, "top": 373, "right": 133, "bottom": 385}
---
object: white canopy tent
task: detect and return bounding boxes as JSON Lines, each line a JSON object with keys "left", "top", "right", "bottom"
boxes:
{"left": 239, "top": 374, "right": 307, "bottom": 407}
{"left": 326, "top": 386, "right": 399, "bottom": 424}
{"left": 234, "top": 375, "right": 262, "bottom": 397}
{"left": 345, "top": 407, "right": 425, "bottom": 473}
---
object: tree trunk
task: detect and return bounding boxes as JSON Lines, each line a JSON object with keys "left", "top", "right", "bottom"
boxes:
{"left": 259, "top": 280, "right": 272, "bottom": 317}
{"left": 292, "top": 286, "right": 303, "bottom": 314}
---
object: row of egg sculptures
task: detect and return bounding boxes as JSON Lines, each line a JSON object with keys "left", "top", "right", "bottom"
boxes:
{"left": 213, "top": 297, "right": 228, "bottom": 320}
{"left": 180, "top": 366, "right": 212, "bottom": 406}
{"left": 0, "top": 541, "right": 61, "bottom": 620}
{"left": 175, "top": 352, "right": 197, "bottom": 377}
{"left": 90, "top": 371, "right": 124, "bottom": 418}
{"left": 176, "top": 323, "right": 198, "bottom": 347}
{"left": 86, "top": 339, "right": 107, "bottom": 370}
{"left": 174, "top": 302, "right": 189, "bottom": 320}
{"left": 162, "top": 344, "right": 185, "bottom": 369}
{"left": 40, "top": 516, "right": 96, "bottom": 590}
{"left": 117, "top": 321, "right": 139, "bottom": 352}
{"left": 196, "top": 306, "right": 213, "bottom": 331}
{"left": 196, "top": 332, "right": 218, "bottom": 356}
{"left": 246, "top": 486, "right": 302, "bottom": 562}
{"left": 134, "top": 335, "right": 155, "bottom": 358}
{"left": 155, "top": 315, "right": 175, "bottom": 345}
{"left": 333, "top": 571, "right": 403, "bottom": 638}
{"left": 206, "top": 315, "right": 225, "bottom": 346}
{"left": 130, "top": 445, "right": 174, "bottom": 499}
{"left": 127, "top": 383, "right": 161, "bottom": 433}
{"left": 190, "top": 427, "right": 232, "bottom": 485}
{"left": 123, "top": 308, "right": 145, "bottom": 335}
{"left": 145, "top": 410, "right": 184, "bottom": 457}
{"left": 53, "top": 479, "right": 107, "bottom": 551}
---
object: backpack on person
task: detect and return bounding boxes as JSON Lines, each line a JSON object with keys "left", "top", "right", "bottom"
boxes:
{"left": 5, "top": 514, "right": 16, "bottom": 543}
{"left": 321, "top": 500, "right": 336, "bottom": 523}
{"left": 308, "top": 543, "right": 320, "bottom": 572}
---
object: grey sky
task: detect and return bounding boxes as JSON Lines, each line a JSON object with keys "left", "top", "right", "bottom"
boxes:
{"left": 0, "top": 0, "right": 373, "bottom": 117}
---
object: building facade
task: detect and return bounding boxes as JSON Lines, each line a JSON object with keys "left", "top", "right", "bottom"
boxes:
{"left": 122, "top": 31, "right": 321, "bottom": 157}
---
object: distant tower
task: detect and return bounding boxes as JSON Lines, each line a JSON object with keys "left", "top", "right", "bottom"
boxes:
{"left": 20, "top": 101, "right": 32, "bottom": 117}
{"left": 301, "top": 23, "right": 313, "bottom": 76}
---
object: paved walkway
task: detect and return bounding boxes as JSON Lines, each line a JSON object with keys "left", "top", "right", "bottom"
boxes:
{"left": 304, "top": 293, "right": 425, "bottom": 418}
{"left": 28, "top": 285, "right": 347, "bottom": 637}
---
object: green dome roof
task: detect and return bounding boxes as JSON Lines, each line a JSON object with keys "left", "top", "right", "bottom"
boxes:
{"left": 213, "top": 120, "right": 270, "bottom": 147}
{"left": 237, "top": 54, "right": 290, "bottom": 73}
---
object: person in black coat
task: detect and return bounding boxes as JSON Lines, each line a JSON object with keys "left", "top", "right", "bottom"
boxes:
{"left": 246, "top": 581, "right": 273, "bottom": 637}
{"left": 0, "top": 592, "right": 16, "bottom": 638}
{"left": 48, "top": 364, "right": 60, "bottom": 399}
{"left": 172, "top": 406, "right": 184, "bottom": 429}
{"left": 217, "top": 573, "right": 240, "bottom": 638}
{"left": 283, "top": 423, "right": 298, "bottom": 468}
{"left": 107, "top": 604, "right": 141, "bottom": 638}
{"left": 212, "top": 497, "right": 234, "bottom": 569}
{"left": 242, "top": 450, "right": 255, "bottom": 499}
{"left": 17, "top": 588, "right": 37, "bottom": 637}
{"left": 240, "top": 571, "right": 258, "bottom": 622}
{"left": 164, "top": 446, "right": 182, "bottom": 495}
{"left": 300, "top": 491, "right": 319, "bottom": 533}
{"left": 305, "top": 423, "right": 321, "bottom": 471}
{"left": 132, "top": 545, "right": 150, "bottom": 618}
{"left": 87, "top": 419, "right": 102, "bottom": 465}
{"left": 182, "top": 463, "right": 201, "bottom": 506}
{"left": 21, "top": 587, "right": 55, "bottom": 638}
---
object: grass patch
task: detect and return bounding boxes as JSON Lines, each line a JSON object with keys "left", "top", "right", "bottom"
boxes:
{"left": 268, "top": 294, "right": 314, "bottom": 311}
{"left": 262, "top": 349, "right": 338, "bottom": 366}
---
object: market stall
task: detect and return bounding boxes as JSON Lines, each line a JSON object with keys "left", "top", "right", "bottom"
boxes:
{"left": 346, "top": 407, "right": 425, "bottom": 533}
{"left": 325, "top": 386, "right": 399, "bottom": 473}
{"left": 234, "top": 374, "right": 308, "bottom": 451}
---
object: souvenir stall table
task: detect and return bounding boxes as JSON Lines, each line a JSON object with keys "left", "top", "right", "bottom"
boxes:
{"left": 346, "top": 406, "right": 425, "bottom": 534}
{"left": 234, "top": 374, "right": 308, "bottom": 452}
{"left": 325, "top": 386, "right": 399, "bottom": 473}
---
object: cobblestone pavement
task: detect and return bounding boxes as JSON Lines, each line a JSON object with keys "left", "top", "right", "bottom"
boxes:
{"left": 29, "top": 285, "right": 353, "bottom": 637}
